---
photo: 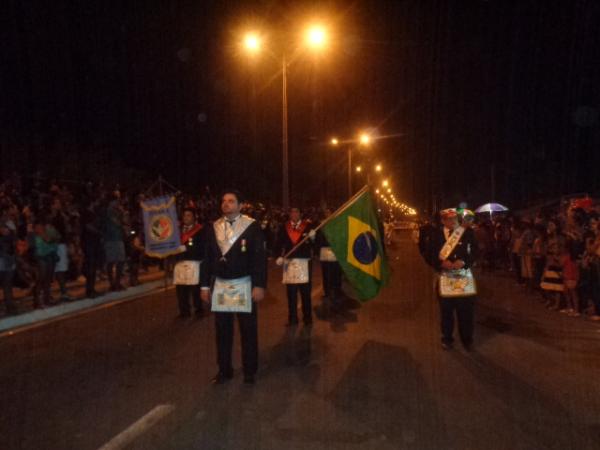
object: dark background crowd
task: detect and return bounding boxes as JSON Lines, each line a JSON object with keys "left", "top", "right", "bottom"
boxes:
{"left": 0, "top": 173, "right": 331, "bottom": 317}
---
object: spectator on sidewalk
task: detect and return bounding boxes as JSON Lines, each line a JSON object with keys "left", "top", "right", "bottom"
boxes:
{"left": 32, "top": 216, "right": 60, "bottom": 308}
{"left": 50, "top": 197, "right": 73, "bottom": 302}
{"left": 532, "top": 224, "right": 547, "bottom": 291}
{"left": 81, "top": 200, "right": 103, "bottom": 298}
{"left": 102, "top": 195, "right": 126, "bottom": 291}
{"left": 510, "top": 220, "right": 525, "bottom": 285}
{"left": 561, "top": 244, "right": 580, "bottom": 317}
{"left": 520, "top": 220, "right": 535, "bottom": 290}
{"left": 0, "top": 204, "right": 18, "bottom": 315}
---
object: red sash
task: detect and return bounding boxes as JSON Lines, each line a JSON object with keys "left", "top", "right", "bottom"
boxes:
{"left": 181, "top": 224, "right": 202, "bottom": 244}
{"left": 286, "top": 221, "right": 308, "bottom": 245}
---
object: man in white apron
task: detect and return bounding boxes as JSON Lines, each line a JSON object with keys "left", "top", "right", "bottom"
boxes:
{"left": 422, "top": 209, "right": 479, "bottom": 351}
{"left": 173, "top": 207, "right": 205, "bottom": 318}
{"left": 275, "top": 207, "right": 316, "bottom": 326}
{"left": 200, "top": 190, "right": 267, "bottom": 385}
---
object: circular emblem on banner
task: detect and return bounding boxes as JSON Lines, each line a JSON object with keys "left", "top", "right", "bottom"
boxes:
{"left": 352, "top": 231, "right": 378, "bottom": 264}
{"left": 150, "top": 215, "right": 173, "bottom": 242}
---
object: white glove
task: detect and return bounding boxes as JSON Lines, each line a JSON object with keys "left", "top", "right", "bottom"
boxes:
{"left": 308, "top": 229, "right": 317, "bottom": 240}
{"left": 276, "top": 257, "right": 284, "bottom": 266}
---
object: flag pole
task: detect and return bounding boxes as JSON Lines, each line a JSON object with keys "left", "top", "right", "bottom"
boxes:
{"left": 282, "top": 185, "right": 370, "bottom": 259}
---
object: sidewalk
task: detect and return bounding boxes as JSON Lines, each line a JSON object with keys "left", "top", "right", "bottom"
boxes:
{"left": 0, "top": 268, "right": 170, "bottom": 336}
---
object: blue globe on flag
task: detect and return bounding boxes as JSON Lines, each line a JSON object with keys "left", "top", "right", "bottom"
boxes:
{"left": 352, "top": 231, "right": 379, "bottom": 264}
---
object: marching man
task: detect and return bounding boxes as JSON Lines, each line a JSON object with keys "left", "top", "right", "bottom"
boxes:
{"left": 200, "top": 190, "right": 267, "bottom": 385}
{"left": 174, "top": 207, "right": 205, "bottom": 319}
{"left": 422, "top": 208, "right": 479, "bottom": 351}
{"left": 276, "top": 207, "right": 316, "bottom": 326}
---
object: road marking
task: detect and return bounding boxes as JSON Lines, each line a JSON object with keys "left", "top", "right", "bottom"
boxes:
{"left": 98, "top": 404, "right": 175, "bottom": 450}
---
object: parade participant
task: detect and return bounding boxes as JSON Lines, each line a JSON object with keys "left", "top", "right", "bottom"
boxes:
{"left": 276, "top": 207, "right": 316, "bottom": 326}
{"left": 315, "top": 208, "right": 342, "bottom": 310}
{"left": 102, "top": 195, "right": 127, "bottom": 291}
{"left": 200, "top": 190, "right": 267, "bottom": 385}
{"left": 173, "top": 208, "right": 205, "bottom": 318}
{"left": 422, "top": 208, "right": 479, "bottom": 350}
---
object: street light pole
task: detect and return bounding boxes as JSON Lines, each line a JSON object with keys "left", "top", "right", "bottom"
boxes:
{"left": 347, "top": 146, "right": 352, "bottom": 198}
{"left": 282, "top": 55, "right": 289, "bottom": 209}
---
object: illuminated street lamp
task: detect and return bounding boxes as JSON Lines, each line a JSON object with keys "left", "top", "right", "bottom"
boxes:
{"left": 375, "top": 164, "right": 382, "bottom": 172}
{"left": 382, "top": 179, "right": 389, "bottom": 187}
{"left": 243, "top": 33, "right": 261, "bottom": 53}
{"left": 241, "top": 23, "right": 330, "bottom": 209}
{"left": 330, "top": 137, "right": 339, "bottom": 146}
{"left": 305, "top": 25, "right": 328, "bottom": 50}
{"left": 356, "top": 165, "right": 362, "bottom": 173}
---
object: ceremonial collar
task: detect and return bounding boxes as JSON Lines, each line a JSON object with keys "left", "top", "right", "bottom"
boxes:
{"left": 214, "top": 214, "right": 255, "bottom": 257}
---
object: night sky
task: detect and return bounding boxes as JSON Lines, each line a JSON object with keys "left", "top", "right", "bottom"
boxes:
{"left": 3, "top": 0, "right": 599, "bottom": 211}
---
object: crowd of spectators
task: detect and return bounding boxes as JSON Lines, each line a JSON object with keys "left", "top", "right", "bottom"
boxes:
{"left": 0, "top": 173, "right": 329, "bottom": 317}
{"left": 471, "top": 198, "right": 600, "bottom": 321}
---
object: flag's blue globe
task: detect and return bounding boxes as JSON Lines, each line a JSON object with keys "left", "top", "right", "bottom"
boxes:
{"left": 352, "top": 232, "right": 378, "bottom": 264}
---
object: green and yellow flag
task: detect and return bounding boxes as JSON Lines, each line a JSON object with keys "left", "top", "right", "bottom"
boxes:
{"left": 322, "top": 186, "right": 390, "bottom": 301}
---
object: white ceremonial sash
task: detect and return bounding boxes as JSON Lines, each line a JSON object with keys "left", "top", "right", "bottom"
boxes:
{"left": 439, "top": 226, "right": 465, "bottom": 261}
{"left": 319, "top": 246, "right": 337, "bottom": 262}
{"left": 214, "top": 215, "right": 255, "bottom": 257}
{"left": 439, "top": 268, "right": 478, "bottom": 298}
{"left": 211, "top": 276, "right": 252, "bottom": 313}
{"left": 283, "top": 258, "right": 310, "bottom": 284}
{"left": 173, "top": 260, "right": 200, "bottom": 285}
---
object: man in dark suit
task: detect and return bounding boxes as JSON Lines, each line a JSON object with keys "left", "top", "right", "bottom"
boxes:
{"left": 275, "top": 207, "right": 316, "bottom": 326}
{"left": 200, "top": 190, "right": 267, "bottom": 385}
{"left": 422, "top": 209, "right": 479, "bottom": 351}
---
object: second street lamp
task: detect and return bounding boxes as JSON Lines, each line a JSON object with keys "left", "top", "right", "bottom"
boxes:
{"left": 241, "top": 24, "right": 329, "bottom": 209}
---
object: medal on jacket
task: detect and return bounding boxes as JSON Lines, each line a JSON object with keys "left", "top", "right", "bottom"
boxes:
{"left": 241, "top": 239, "right": 247, "bottom": 252}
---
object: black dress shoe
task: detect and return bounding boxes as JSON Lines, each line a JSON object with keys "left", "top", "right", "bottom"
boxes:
{"left": 212, "top": 372, "right": 233, "bottom": 385}
{"left": 243, "top": 374, "right": 255, "bottom": 385}
{"left": 286, "top": 319, "right": 299, "bottom": 327}
{"left": 441, "top": 342, "right": 453, "bottom": 350}
{"left": 303, "top": 318, "right": 313, "bottom": 326}
{"left": 178, "top": 312, "right": 192, "bottom": 319}
{"left": 462, "top": 342, "right": 473, "bottom": 352}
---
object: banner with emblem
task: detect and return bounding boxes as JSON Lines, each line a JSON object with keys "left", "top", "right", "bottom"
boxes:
{"left": 141, "top": 196, "right": 182, "bottom": 258}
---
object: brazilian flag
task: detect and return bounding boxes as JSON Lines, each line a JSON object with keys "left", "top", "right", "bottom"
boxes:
{"left": 322, "top": 187, "right": 390, "bottom": 301}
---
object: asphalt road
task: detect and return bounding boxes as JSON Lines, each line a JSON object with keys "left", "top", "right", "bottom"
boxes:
{"left": 2, "top": 231, "right": 600, "bottom": 450}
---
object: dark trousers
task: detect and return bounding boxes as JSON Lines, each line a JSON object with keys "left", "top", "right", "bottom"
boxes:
{"left": 533, "top": 257, "right": 546, "bottom": 289}
{"left": 107, "top": 262, "right": 124, "bottom": 289}
{"left": 512, "top": 253, "right": 523, "bottom": 283}
{"left": 34, "top": 259, "right": 55, "bottom": 305}
{"left": 321, "top": 261, "right": 342, "bottom": 299}
{"left": 215, "top": 304, "right": 258, "bottom": 376}
{"left": 287, "top": 283, "right": 312, "bottom": 322}
{"left": 175, "top": 284, "right": 201, "bottom": 316}
{"left": 0, "top": 270, "right": 16, "bottom": 313}
{"left": 83, "top": 248, "right": 101, "bottom": 295}
{"left": 438, "top": 296, "right": 475, "bottom": 345}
